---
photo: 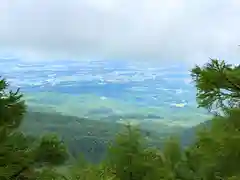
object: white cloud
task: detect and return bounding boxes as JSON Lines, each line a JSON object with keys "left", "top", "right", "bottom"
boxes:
{"left": 0, "top": 0, "right": 239, "bottom": 64}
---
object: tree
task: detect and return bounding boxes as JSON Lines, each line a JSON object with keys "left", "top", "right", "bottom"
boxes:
{"left": 35, "top": 133, "right": 69, "bottom": 166}
{"left": 107, "top": 124, "right": 146, "bottom": 180}
{"left": 36, "top": 168, "right": 68, "bottom": 180}
{"left": 0, "top": 77, "right": 69, "bottom": 179}
{"left": 184, "top": 108, "right": 240, "bottom": 180}
{"left": 0, "top": 77, "right": 35, "bottom": 179}
{"left": 191, "top": 59, "right": 240, "bottom": 115}
{"left": 0, "top": 132, "right": 37, "bottom": 177}
{"left": 106, "top": 124, "right": 165, "bottom": 180}
{"left": 186, "top": 59, "right": 240, "bottom": 179}
{"left": 0, "top": 77, "right": 26, "bottom": 129}
{"left": 161, "top": 137, "right": 184, "bottom": 180}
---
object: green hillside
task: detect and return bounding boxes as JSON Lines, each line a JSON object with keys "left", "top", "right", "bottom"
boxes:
{"left": 20, "top": 111, "right": 186, "bottom": 163}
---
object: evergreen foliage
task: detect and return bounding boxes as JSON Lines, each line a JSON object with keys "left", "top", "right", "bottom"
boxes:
{"left": 35, "top": 133, "right": 69, "bottom": 165}
{"left": 191, "top": 59, "right": 240, "bottom": 114}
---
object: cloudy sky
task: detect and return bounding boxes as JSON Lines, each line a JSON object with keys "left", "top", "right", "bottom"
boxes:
{"left": 0, "top": 0, "right": 240, "bottom": 64}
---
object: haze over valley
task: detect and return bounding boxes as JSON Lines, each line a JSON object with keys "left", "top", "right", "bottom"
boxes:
{"left": 1, "top": 58, "right": 208, "bottom": 129}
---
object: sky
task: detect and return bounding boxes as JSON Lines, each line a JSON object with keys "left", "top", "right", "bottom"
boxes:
{"left": 0, "top": 0, "right": 240, "bottom": 65}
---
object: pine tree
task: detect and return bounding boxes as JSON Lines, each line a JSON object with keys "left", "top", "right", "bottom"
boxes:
{"left": 35, "top": 133, "right": 69, "bottom": 166}
{"left": 0, "top": 77, "right": 32, "bottom": 179}
{"left": 107, "top": 124, "right": 166, "bottom": 180}
{"left": 191, "top": 59, "right": 240, "bottom": 115}
{"left": 0, "top": 77, "right": 26, "bottom": 129}
{"left": 0, "top": 77, "right": 69, "bottom": 179}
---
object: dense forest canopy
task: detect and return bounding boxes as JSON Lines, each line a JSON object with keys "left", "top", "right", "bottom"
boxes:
{"left": 0, "top": 58, "right": 240, "bottom": 179}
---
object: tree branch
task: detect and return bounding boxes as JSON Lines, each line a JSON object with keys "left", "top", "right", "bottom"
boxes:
{"left": 9, "top": 166, "right": 28, "bottom": 180}
{"left": 224, "top": 75, "right": 240, "bottom": 91}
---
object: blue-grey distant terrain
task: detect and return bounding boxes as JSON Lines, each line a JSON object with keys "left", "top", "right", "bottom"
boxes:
{"left": 0, "top": 58, "right": 209, "bottom": 130}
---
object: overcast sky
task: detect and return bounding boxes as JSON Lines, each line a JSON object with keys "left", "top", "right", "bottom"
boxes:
{"left": 0, "top": 0, "right": 240, "bottom": 64}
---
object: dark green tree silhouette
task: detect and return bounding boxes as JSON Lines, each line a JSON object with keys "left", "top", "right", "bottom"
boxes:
{"left": 191, "top": 59, "right": 240, "bottom": 115}
{"left": 0, "top": 77, "right": 69, "bottom": 179}
{"left": 184, "top": 108, "right": 240, "bottom": 180}
{"left": 0, "top": 77, "right": 26, "bottom": 129}
{"left": 106, "top": 124, "right": 166, "bottom": 180}
{"left": 107, "top": 124, "right": 146, "bottom": 180}
{"left": 0, "top": 77, "right": 33, "bottom": 179}
{"left": 35, "top": 133, "right": 69, "bottom": 165}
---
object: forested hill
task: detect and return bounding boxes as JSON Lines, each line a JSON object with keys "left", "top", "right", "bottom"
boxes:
{"left": 20, "top": 110, "right": 191, "bottom": 162}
